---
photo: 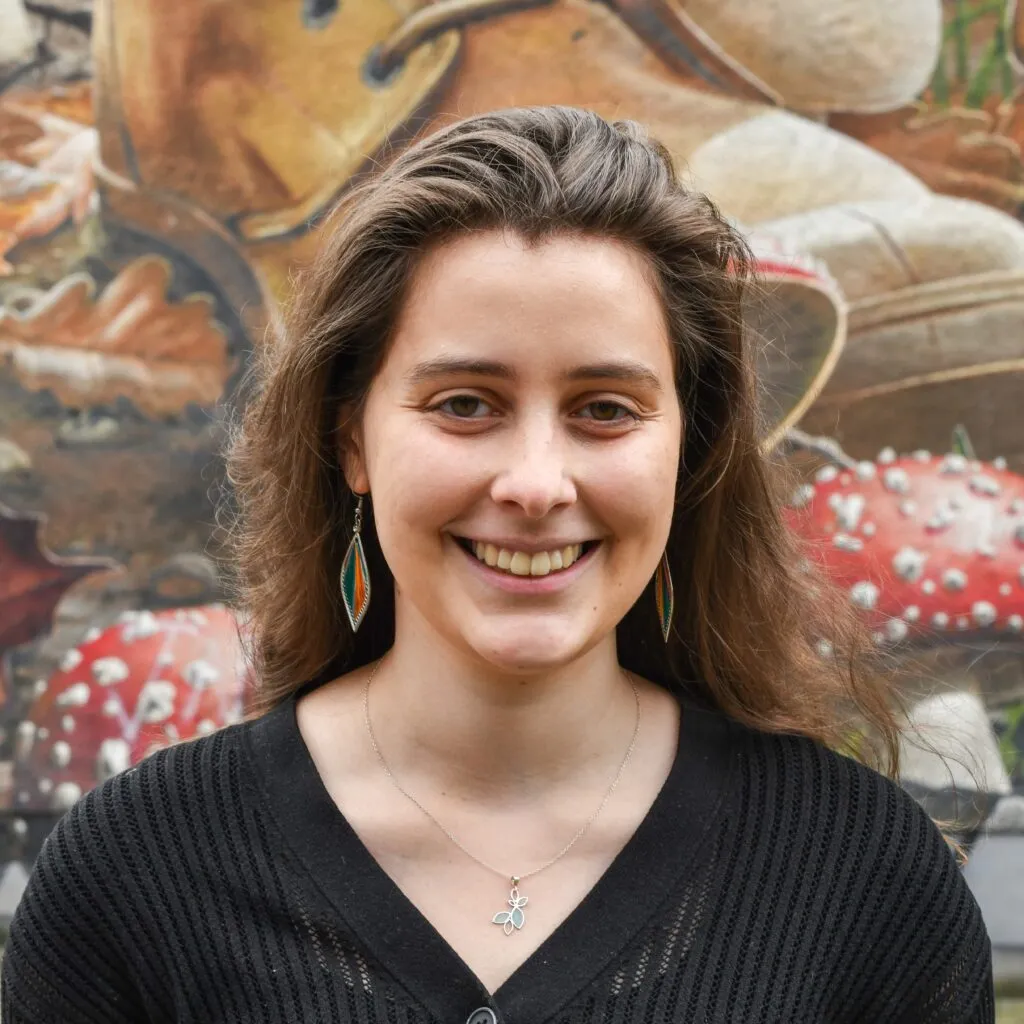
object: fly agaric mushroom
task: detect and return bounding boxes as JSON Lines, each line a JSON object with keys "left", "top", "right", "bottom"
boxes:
{"left": 12, "top": 604, "right": 252, "bottom": 812}
{"left": 785, "top": 447, "right": 1024, "bottom": 648}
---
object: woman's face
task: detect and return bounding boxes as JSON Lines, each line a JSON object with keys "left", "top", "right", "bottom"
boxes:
{"left": 344, "top": 229, "right": 683, "bottom": 673}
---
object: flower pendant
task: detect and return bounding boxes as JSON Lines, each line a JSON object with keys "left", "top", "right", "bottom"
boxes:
{"left": 492, "top": 878, "right": 528, "bottom": 935}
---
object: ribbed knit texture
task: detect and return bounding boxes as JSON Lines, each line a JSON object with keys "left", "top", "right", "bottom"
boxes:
{"left": 1, "top": 689, "right": 995, "bottom": 1023}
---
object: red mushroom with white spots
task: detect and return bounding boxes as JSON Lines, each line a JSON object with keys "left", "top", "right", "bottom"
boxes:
{"left": 785, "top": 447, "right": 1024, "bottom": 649}
{"left": 12, "top": 604, "right": 253, "bottom": 812}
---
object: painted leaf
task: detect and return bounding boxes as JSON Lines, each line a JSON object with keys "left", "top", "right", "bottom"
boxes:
{"left": 0, "top": 502, "right": 117, "bottom": 654}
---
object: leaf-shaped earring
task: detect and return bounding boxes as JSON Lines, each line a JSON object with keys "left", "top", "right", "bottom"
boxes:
{"left": 341, "top": 494, "right": 371, "bottom": 632}
{"left": 655, "top": 550, "right": 674, "bottom": 643}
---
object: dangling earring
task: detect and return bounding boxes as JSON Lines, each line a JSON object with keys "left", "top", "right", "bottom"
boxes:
{"left": 654, "top": 550, "right": 674, "bottom": 643}
{"left": 341, "top": 494, "right": 371, "bottom": 632}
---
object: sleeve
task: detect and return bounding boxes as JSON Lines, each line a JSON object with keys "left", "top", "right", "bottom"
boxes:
{"left": 1, "top": 790, "right": 149, "bottom": 1024}
{"left": 886, "top": 796, "right": 996, "bottom": 1024}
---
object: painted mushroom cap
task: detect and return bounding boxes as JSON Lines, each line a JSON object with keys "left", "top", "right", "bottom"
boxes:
{"left": 785, "top": 448, "right": 1024, "bottom": 647}
{"left": 12, "top": 604, "right": 252, "bottom": 812}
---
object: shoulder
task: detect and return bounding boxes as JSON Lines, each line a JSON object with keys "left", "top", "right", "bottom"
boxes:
{"left": 721, "top": 717, "right": 994, "bottom": 1018}
{"left": 11, "top": 718, "right": 255, "bottom": 930}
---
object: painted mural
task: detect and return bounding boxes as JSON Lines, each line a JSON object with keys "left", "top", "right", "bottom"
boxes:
{"left": 0, "top": 0, "right": 1022, "bottom": 915}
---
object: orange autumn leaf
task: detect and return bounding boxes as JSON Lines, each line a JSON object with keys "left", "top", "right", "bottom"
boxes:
{"left": 0, "top": 256, "right": 234, "bottom": 416}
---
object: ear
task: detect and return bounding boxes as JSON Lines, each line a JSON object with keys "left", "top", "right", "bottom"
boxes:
{"left": 338, "top": 410, "right": 370, "bottom": 495}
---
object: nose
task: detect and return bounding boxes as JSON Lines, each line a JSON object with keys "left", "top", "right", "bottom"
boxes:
{"left": 489, "top": 414, "right": 577, "bottom": 519}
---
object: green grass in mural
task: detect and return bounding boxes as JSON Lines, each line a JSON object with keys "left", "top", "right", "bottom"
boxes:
{"left": 930, "top": 0, "right": 1017, "bottom": 107}
{"left": 997, "top": 701, "right": 1024, "bottom": 778}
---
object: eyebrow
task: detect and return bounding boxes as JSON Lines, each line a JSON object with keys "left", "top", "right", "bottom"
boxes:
{"left": 403, "top": 357, "right": 663, "bottom": 391}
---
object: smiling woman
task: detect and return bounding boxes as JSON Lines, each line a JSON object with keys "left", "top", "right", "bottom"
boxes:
{"left": 0, "top": 107, "right": 994, "bottom": 1023}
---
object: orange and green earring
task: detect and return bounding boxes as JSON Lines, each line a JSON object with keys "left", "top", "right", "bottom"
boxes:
{"left": 655, "top": 551, "right": 674, "bottom": 643}
{"left": 341, "top": 494, "right": 371, "bottom": 632}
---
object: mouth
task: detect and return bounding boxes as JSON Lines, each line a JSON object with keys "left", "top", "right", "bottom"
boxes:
{"left": 454, "top": 537, "right": 601, "bottom": 578}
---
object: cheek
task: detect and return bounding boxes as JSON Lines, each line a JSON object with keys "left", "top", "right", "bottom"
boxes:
{"left": 366, "top": 420, "right": 479, "bottom": 538}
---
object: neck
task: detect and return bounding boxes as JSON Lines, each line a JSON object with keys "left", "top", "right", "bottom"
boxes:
{"left": 366, "top": 628, "right": 639, "bottom": 807}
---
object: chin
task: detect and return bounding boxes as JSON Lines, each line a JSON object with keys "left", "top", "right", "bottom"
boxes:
{"left": 463, "top": 619, "right": 596, "bottom": 675}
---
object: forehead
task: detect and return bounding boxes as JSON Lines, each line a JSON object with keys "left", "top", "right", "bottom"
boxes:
{"left": 381, "top": 230, "right": 674, "bottom": 378}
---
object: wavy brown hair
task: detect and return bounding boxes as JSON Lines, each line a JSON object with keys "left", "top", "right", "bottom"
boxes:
{"left": 224, "top": 105, "right": 911, "bottom": 788}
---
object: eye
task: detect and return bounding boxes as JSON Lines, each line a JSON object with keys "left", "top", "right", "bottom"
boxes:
{"left": 576, "top": 400, "right": 638, "bottom": 424}
{"left": 434, "top": 394, "right": 494, "bottom": 418}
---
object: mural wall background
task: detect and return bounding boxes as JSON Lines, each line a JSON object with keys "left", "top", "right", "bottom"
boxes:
{"left": 0, "top": 0, "right": 1023, "bottom": 979}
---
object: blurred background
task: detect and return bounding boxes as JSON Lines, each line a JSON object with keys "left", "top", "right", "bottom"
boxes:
{"left": 0, "top": 0, "right": 1022, "bottom": 1013}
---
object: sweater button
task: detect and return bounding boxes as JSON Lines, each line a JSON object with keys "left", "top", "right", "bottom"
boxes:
{"left": 465, "top": 1009, "right": 497, "bottom": 1024}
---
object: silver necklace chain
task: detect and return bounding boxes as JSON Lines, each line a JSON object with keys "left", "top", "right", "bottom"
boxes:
{"left": 361, "top": 658, "right": 642, "bottom": 934}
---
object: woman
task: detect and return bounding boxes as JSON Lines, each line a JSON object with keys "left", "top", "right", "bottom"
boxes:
{"left": 1, "top": 107, "right": 993, "bottom": 1022}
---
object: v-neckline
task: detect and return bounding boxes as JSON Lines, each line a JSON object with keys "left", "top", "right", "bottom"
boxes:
{"left": 244, "top": 681, "right": 737, "bottom": 1023}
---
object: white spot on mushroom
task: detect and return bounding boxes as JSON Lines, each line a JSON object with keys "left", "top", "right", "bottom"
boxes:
{"left": 833, "top": 534, "right": 864, "bottom": 552}
{"left": 994, "top": 457, "right": 1008, "bottom": 470}
{"left": 903, "top": 606, "right": 921, "bottom": 623}
{"left": 911, "top": 449, "right": 931, "bottom": 463}
{"left": 183, "top": 660, "right": 219, "bottom": 690}
{"left": 942, "top": 568, "right": 968, "bottom": 592}
{"left": 1001, "top": 583, "right": 1013, "bottom": 596}
{"left": 1008, "top": 615, "right": 1023, "bottom": 632}
{"left": 956, "top": 616, "right": 969, "bottom": 630}
{"left": 978, "top": 542, "right": 998, "bottom": 559}
{"left": 861, "top": 522, "right": 876, "bottom": 537}
{"left": 120, "top": 610, "right": 160, "bottom": 642}
{"left": 932, "top": 612, "right": 950, "bottom": 629}
{"left": 186, "top": 610, "right": 208, "bottom": 627}
{"left": 56, "top": 682, "right": 90, "bottom": 707}
{"left": 883, "top": 468, "right": 911, "bottom": 495}
{"left": 925, "top": 502, "right": 956, "bottom": 532}
{"left": 972, "top": 602, "right": 998, "bottom": 628}
{"left": 893, "top": 546, "right": 928, "bottom": 583}
{"left": 135, "top": 681, "right": 177, "bottom": 724}
{"left": 899, "top": 501, "right": 917, "bottom": 518}
{"left": 60, "top": 715, "right": 74, "bottom": 733}
{"left": 51, "top": 782, "right": 82, "bottom": 811}
{"left": 101, "top": 697, "right": 121, "bottom": 717}
{"left": 196, "top": 719, "right": 217, "bottom": 735}
{"left": 32, "top": 679, "right": 47, "bottom": 697}
{"left": 839, "top": 473, "right": 852, "bottom": 487}
{"left": 850, "top": 581, "right": 880, "bottom": 611}
{"left": 789, "top": 484, "right": 815, "bottom": 508}
{"left": 815, "top": 465, "right": 839, "bottom": 484}
{"left": 50, "top": 741, "right": 72, "bottom": 769}
{"left": 59, "top": 648, "right": 83, "bottom": 673}
{"left": 38, "top": 778, "right": 52, "bottom": 794}
{"left": 921, "top": 579, "right": 937, "bottom": 595}
{"left": 855, "top": 462, "right": 876, "bottom": 481}
{"left": 885, "top": 618, "right": 909, "bottom": 643}
{"left": 36, "top": 727, "right": 48, "bottom": 741}
{"left": 872, "top": 631, "right": 885, "bottom": 645}
{"left": 969, "top": 474, "right": 1002, "bottom": 498}
{"left": 1010, "top": 498, "right": 1024, "bottom": 515}
{"left": 829, "top": 493, "right": 866, "bottom": 531}
{"left": 12, "top": 819, "right": 27, "bottom": 837}
{"left": 96, "top": 738, "right": 131, "bottom": 781}
{"left": 91, "top": 657, "right": 129, "bottom": 686}
{"left": 939, "top": 454, "right": 968, "bottom": 475}
{"left": 83, "top": 626, "right": 102, "bottom": 644}
{"left": 877, "top": 447, "right": 897, "bottom": 464}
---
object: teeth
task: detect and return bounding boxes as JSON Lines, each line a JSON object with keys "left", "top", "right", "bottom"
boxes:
{"left": 469, "top": 542, "right": 587, "bottom": 576}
